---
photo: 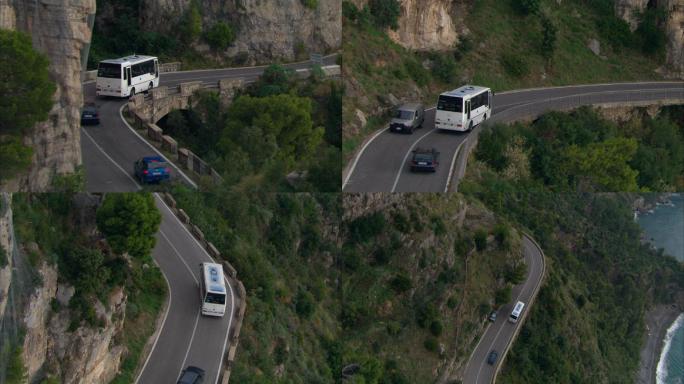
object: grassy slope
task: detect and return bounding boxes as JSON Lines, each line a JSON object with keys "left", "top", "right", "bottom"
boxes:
{"left": 171, "top": 188, "right": 523, "bottom": 383}
{"left": 460, "top": 157, "right": 684, "bottom": 383}
{"left": 343, "top": 0, "right": 664, "bottom": 159}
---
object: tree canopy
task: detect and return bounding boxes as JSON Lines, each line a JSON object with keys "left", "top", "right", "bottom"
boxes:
{"left": 96, "top": 194, "right": 161, "bottom": 259}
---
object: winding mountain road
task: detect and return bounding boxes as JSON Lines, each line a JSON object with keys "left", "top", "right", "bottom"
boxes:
{"left": 461, "top": 235, "right": 545, "bottom": 384}
{"left": 79, "top": 56, "right": 335, "bottom": 383}
{"left": 343, "top": 81, "right": 684, "bottom": 193}
{"left": 82, "top": 56, "right": 337, "bottom": 192}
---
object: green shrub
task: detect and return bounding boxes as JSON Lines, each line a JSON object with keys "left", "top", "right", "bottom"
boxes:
{"left": 390, "top": 273, "right": 412, "bottom": 293}
{"left": 180, "top": 2, "right": 202, "bottom": 44}
{"left": 500, "top": 52, "right": 529, "bottom": 78}
{"left": 5, "top": 344, "right": 26, "bottom": 384}
{"left": 423, "top": 337, "right": 439, "bottom": 353}
{"left": 635, "top": 8, "right": 668, "bottom": 57}
{"left": 416, "top": 303, "right": 438, "bottom": 328}
{"left": 447, "top": 296, "right": 458, "bottom": 309}
{"left": 429, "top": 320, "right": 443, "bottom": 337}
{"left": 474, "top": 229, "right": 488, "bottom": 251}
{"left": 512, "top": 0, "right": 540, "bottom": 15}
{"left": 342, "top": 1, "right": 360, "bottom": 21}
{"left": 348, "top": 212, "right": 386, "bottom": 243}
{"left": 301, "top": 0, "right": 318, "bottom": 9}
{"left": 295, "top": 289, "right": 316, "bottom": 319}
{"left": 597, "top": 16, "right": 634, "bottom": 52}
{"left": 403, "top": 57, "right": 430, "bottom": 87}
{"left": 392, "top": 211, "right": 411, "bottom": 233}
{"left": 431, "top": 53, "right": 457, "bottom": 83}
{"left": 493, "top": 223, "right": 510, "bottom": 249}
{"left": 495, "top": 285, "right": 512, "bottom": 306}
{"left": 96, "top": 193, "right": 161, "bottom": 259}
{"left": 204, "top": 22, "right": 235, "bottom": 51}
{"left": 540, "top": 16, "right": 557, "bottom": 62}
{"left": 369, "top": 0, "right": 401, "bottom": 30}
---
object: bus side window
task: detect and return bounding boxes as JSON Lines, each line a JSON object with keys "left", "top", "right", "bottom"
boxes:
{"left": 466, "top": 100, "right": 471, "bottom": 119}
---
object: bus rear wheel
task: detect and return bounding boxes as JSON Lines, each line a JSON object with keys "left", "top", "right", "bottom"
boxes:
{"left": 468, "top": 121, "right": 473, "bottom": 132}
{"left": 149, "top": 82, "right": 154, "bottom": 91}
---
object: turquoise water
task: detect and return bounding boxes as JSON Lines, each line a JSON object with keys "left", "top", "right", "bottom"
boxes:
{"left": 638, "top": 194, "right": 683, "bottom": 384}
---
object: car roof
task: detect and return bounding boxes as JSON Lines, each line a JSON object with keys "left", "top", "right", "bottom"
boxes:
{"left": 397, "top": 103, "right": 422, "bottom": 111}
{"left": 142, "top": 156, "right": 166, "bottom": 163}
{"left": 413, "top": 147, "right": 436, "bottom": 154}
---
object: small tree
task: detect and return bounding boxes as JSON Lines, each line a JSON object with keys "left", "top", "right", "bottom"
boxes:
{"left": 474, "top": 229, "right": 488, "bottom": 252}
{"left": 204, "top": 22, "right": 235, "bottom": 51}
{"left": 180, "top": 2, "right": 202, "bottom": 44}
{"left": 540, "top": 15, "right": 557, "bottom": 63}
{"left": 369, "top": 0, "right": 401, "bottom": 30}
{"left": 295, "top": 289, "right": 316, "bottom": 318}
{"left": 96, "top": 194, "right": 161, "bottom": 259}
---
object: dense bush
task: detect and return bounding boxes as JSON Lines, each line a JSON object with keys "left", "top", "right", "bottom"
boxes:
{"left": 423, "top": 337, "right": 439, "bottom": 353}
{"left": 348, "top": 212, "right": 386, "bottom": 243}
{"left": 295, "top": 289, "right": 316, "bottom": 318}
{"left": 301, "top": 0, "right": 318, "bottom": 9}
{"left": 204, "top": 22, "right": 235, "bottom": 51}
{"left": 369, "top": 0, "right": 401, "bottom": 30}
{"left": 390, "top": 273, "right": 413, "bottom": 293}
{"left": 512, "top": 0, "right": 540, "bottom": 15}
{"left": 431, "top": 53, "right": 458, "bottom": 83}
{"left": 96, "top": 194, "right": 161, "bottom": 259}
{"left": 540, "top": 16, "right": 557, "bottom": 62}
{"left": 474, "top": 229, "right": 488, "bottom": 251}
{"left": 635, "top": 8, "right": 668, "bottom": 57}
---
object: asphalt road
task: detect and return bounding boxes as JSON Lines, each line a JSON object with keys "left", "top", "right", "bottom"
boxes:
{"left": 136, "top": 194, "right": 235, "bottom": 384}
{"left": 343, "top": 81, "right": 684, "bottom": 192}
{"left": 82, "top": 55, "right": 337, "bottom": 192}
{"left": 461, "top": 235, "right": 545, "bottom": 384}
{"left": 79, "top": 57, "right": 336, "bottom": 383}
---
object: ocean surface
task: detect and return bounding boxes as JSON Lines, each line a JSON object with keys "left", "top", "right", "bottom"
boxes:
{"left": 638, "top": 194, "right": 683, "bottom": 384}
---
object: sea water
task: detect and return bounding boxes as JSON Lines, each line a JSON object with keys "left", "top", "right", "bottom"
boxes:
{"left": 638, "top": 194, "right": 684, "bottom": 384}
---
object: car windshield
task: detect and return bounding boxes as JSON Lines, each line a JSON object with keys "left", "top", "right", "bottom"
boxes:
{"left": 437, "top": 96, "right": 463, "bottom": 113}
{"left": 394, "top": 109, "right": 414, "bottom": 120}
{"left": 97, "top": 62, "right": 121, "bottom": 79}
{"left": 147, "top": 161, "right": 167, "bottom": 170}
{"left": 205, "top": 292, "right": 226, "bottom": 304}
{"left": 179, "top": 372, "right": 198, "bottom": 384}
{"left": 414, "top": 154, "right": 433, "bottom": 162}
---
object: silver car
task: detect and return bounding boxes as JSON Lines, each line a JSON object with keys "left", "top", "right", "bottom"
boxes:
{"left": 389, "top": 103, "right": 425, "bottom": 134}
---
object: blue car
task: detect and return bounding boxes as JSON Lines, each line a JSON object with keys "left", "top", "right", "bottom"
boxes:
{"left": 80, "top": 106, "right": 100, "bottom": 125}
{"left": 134, "top": 156, "right": 171, "bottom": 184}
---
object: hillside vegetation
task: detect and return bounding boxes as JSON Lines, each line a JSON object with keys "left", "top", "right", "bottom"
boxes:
{"left": 343, "top": 0, "right": 670, "bottom": 158}
{"left": 158, "top": 66, "right": 341, "bottom": 192}
{"left": 170, "top": 188, "right": 526, "bottom": 382}
{"left": 461, "top": 111, "right": 684, "bottom": 382}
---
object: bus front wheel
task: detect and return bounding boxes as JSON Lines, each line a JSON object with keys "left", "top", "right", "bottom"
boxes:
{"left": 149, "top": 82, "right": 154, "bottom": 91}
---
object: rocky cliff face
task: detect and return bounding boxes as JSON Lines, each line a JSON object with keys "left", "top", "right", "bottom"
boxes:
{"left": 139, "top": 0, "right": 340, "bottom": 64}
{"left": 0, "top": 0, "right": 95, "bottom": 191}
{"left": 348, "top": 0, "right": 465, "bottom": 50}
{"left": 615, "top": 0, "right": 684, "bottom": 78}
{"left": 0, "top": 193, "right": 13, "bottom": 321}
{"left": 20, "top": 261, "right": 126, "bottom": 384}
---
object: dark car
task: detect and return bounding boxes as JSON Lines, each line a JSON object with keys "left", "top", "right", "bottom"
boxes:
{"left": 410, "top": 148, "right": 439, "bottom": 172}
{"left": 80, "top": 106, "right": 100, "bottom": 125}
{"left": 134, "top": 156, "right": 171, "bottom": 184}
{"left": 488, "top": 310, "right": 497, "bottom": 322}
{"left": 389, "top": 103, "right": 425, "bottom": 134}
{"left": 177, "top": 366, "right": 205, "bottom": 384}
{"left": 487, "top": 350, "right": 498, "bottom": 365}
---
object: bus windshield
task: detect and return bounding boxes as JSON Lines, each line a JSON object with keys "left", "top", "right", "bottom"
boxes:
{"left": 437, "top": 96, "right": 463, "bottom": 113}
{"left": 97, "top": 63, "right": 121, "bottom": 79}
{"left": 205, "top": 292, "right": 226, "bottom": 305}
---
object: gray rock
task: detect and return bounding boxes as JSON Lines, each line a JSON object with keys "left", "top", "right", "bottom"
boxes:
{"left": 588, "top": 39, "right": 601, "bottom": 56}
{"left": 56, "top": 284, "right": 75, "bottom": 306}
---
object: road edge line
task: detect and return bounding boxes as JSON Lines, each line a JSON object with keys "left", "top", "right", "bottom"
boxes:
{"left": 134, "top": 256, "right": 173, "bottom": 384}
{"left": 155, "top": 195, "right": 236, "bottom": 384}
{"left": 118, "top": 104, "right": 198, "bottom": 189}
{"left": 495, "top": 81, "right": 684, "bottom": 95}
{"left": 491, "top": 233, "right": 547, "bottom": 383}
{"left": 444, "top": 139, "right": 467, "bottom": 193}
{"left": 391, "top": 128, "right": 436, "bottom": 192}
{"left": 81, "top": 128, "right": 142, "bottom": 190}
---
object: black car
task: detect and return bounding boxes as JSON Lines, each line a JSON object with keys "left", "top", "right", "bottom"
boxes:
{"left": 410, "top": 148, "right": 439, "bottom": 172}
{"left": 177, "top": 366, "right": 205, "bottom": 384}
{"left": 81, "top": 106, "right": 100, "bottom": 125}
{"left": 487, "top": 350, "right": 498, "bottom": 365}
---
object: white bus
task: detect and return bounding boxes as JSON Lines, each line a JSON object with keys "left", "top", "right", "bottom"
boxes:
{"left": 508, "top": 301, "right": 525, "bottom": 323}
{"left": 200, "top": 262, "right": 227, "bottom": 317}
{"left": 96, "top": 55, "right": 159, "bottom": 98}
{"left": 435, "top": 85, "right": 492, "bottom": 132}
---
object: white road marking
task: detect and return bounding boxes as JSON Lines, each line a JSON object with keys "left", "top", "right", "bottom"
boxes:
{"left": 155, "top": 195, "right": 235, "bottom": 384}
{"left": 118, "top": 105, "right": 198, "bottom": 189}
{"left": 81, "top": 128, "right": 142, "bottom": 190}
{"left": 343, "top": 126, "right": 388, "bottom": 189}
{"left": 390, "top": 128, "right": 436, "bottom": 192}
{"left": 495, "top": 81, "right": 684, "bottom": 95}
{"left": 444, "top": 139, "right": 467, "bottom": 193}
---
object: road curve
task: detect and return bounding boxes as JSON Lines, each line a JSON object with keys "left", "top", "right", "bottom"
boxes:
{"left": 80, "top": 59, "right": 344, "bottom": 382}
{"left": 82, "top": 55, "right": 338, "bottom": 192}
{"left": 461, "top": 234, "right": 545, "bottom": 384}
{"left": 343, "top": 81, "right": 684, "bottom": 193}
{"left": 135, "top": 194, "right": 235, "bottom": 384}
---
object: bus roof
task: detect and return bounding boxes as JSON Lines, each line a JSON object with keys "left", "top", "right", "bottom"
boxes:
{"left": 440, "top": 85, "right": 490, "bottom": 98}
{"left": 202, "top": 262, "right": 226, "bottom": 294}
{"left": 99, "top": 55, "right": 157, "bottom": 66}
